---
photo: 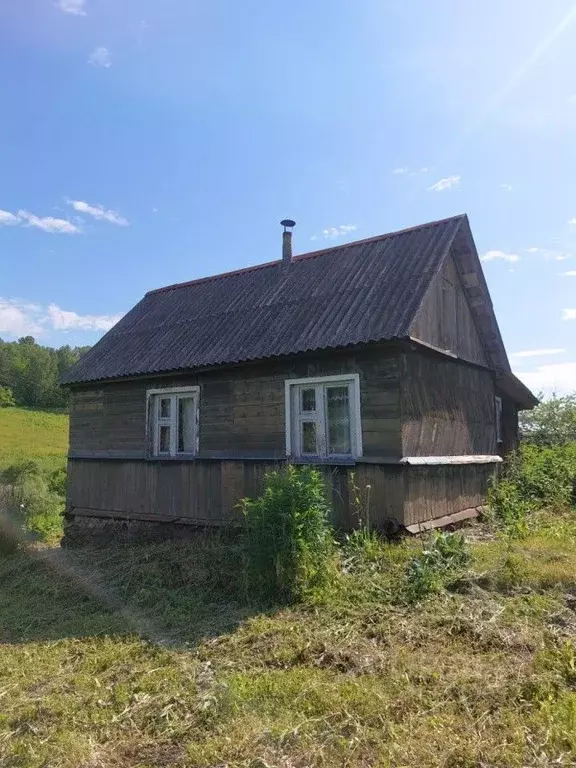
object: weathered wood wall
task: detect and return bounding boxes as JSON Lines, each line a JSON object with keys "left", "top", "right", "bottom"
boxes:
{"left": 403, "top": 463, "right": 495, "bottom": 527}
{"left": 410, "top": 250, "right": 488, "bottom": 366}
{"left": 69, "top": 346, "right": 402, "bottom": 460}
{"left": 401, "top": 351, "right": 497, "bottom": 456}
{"left": 498, "top": 394, "right": 519, "bottom": 456}
{"left": 66, "top": 459, "right": 405, "bottom": 529}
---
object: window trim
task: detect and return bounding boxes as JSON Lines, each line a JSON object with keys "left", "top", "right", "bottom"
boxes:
{"left": 495, "top": 394, "right": 503, "bottom": 444}
{"left": 284, "top": 374, "right": 362, "bottom": 460}
{"left": 146, "top": 386, "right": 200, "bottom": 458}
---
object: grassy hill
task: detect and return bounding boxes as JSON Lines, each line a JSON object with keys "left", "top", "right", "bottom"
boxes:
{"left": 0, "top": 407, "right": 68, "bottom": 473}
{"left": 2, "top": 513, "right": 576, "bottom": 766}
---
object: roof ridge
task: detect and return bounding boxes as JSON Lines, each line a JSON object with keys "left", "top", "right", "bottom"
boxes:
{"left": 146, "top": 214, "right": 466, "bottom": 296}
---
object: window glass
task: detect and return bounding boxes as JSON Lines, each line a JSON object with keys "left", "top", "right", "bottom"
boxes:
{"left": 301, "top": 421, "right": 318, "bottom": 454}
{"left": 160, "top": 397, "right": 171, "bottom": 418}
{"left": 326, "top": 385, "right": 351, "bottom": 454}
{"left": 178, "top": 396, "right": 196, "bottom": 452}
{"left": 301, "top": 388, "right": 316, "bottom": 412}
{"left": 159, "top": 424, "right": 171, "bottom": 453}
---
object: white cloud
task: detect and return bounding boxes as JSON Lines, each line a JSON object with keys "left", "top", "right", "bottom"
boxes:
{"left": 0, "top": 207, "right": 79, "bottom": 234}
{"left": 500, "top": 183, "right": 513, "bottom": 192}
{"left": 427, "top": 175, "right": 461, "bottom": 192}
{"left": 480, "top": 249, "right": 521, "bottom": 263}
{"left": 568, "top": 217, "right": 576, "bottom": 225}
{"left": 0, "top": 299, "right": 44, "bottom": 337}
{"left": 88, "top": 46, "right": 111, "bottom": 68}
{"left": 0, "top": 297, "right": 123, "bottom": 339}
{"left": 311, "top": 225, "right": 357, "bottom": 241}
{"left": 516, "top": 362, "right": 576, "bottom": 396}
{"left": 562, "top": 270, "right": 576, "bottom": 276}
{"left": 0, "top": 209, "right": 20, "bottom": 225}
{"left": 511, "top": 348, "right": 565, "bottom": 359}
{"left": 67, "top": 199, "right": 128, "bottom": 226}
{"left": 56, "top": 0, "right": 86, "bottom": 15}
{"left": 562, "top": 308, "right": 576, "bottom": 320}
{"left": 47, "top": 304, "right": 123, "bottom": 331}
{"left": 527, "top": 246, "right": 572, "bottom": 261}
{"left": 17, "top": 210, "right": 80, "bottom": 234}
{"left": 392, "top": 167, "right": 407, "bottom": 175}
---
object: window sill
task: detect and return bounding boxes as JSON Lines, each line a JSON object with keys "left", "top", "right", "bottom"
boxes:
{"left": 289, "top": 456, "right": 357, "bottom": 467}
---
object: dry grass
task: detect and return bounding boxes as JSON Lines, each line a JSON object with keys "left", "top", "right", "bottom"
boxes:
{"left": 2, "top": 513, "right": 576, "bottom": 767}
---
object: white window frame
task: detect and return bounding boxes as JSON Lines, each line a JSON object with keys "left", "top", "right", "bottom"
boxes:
{"left": 284, "top": 374, "right": 362, "bottom": 460}
{"left": 495, "top": 395, "right": 503, "bottom": 444}
{"left": 147, "top": 386, "right": 200, "bottom": 457}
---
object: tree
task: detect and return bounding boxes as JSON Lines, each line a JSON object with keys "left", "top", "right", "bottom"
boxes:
{"left": 519, "top": 392, "right": 576, "bottom": 446}
{"left": 0, "top": 337, "right": 91, "bottom": 410}
{"left": 0, "top": 386, "right": 16, "bottom": 407}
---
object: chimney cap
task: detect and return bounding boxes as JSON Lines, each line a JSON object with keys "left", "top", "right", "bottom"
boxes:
{"left": 281, "top": 219, "right": 296, "bottom": 231}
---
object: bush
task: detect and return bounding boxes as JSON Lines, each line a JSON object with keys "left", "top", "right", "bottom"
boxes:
{"left": 487, "top": 443, "right": 576, "bottom": 537}
{"left": 0, "top": 386, "right": 16, "bottom": 407}
{"left": 404, "top": 531, "right": 470, "bottom": 602}
{"left": 486, "top": 477, "right": 531, "bottom": 538}
{"left": 1, "top": 460, "right": 64, "bottom": 544}
{"left": 241, "top": 465, "right": 336, "bottom": 603}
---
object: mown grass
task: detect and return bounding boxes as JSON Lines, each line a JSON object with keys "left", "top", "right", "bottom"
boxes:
{"left": 0, "top": 407, "right": 68, "bottom": 473}
{"left": 3, "top": 512, "right": 576, "bottom": 767}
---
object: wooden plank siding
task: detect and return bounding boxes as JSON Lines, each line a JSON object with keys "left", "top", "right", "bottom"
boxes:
{"left": 403, "top": 464, "right": 495, "bottom": 527}
{"left": 410, "top": 250, "right": 488, "bottom": 367}
{"left": 66, "top": 459, "right": 405, "bottom": 529}
{"left": 401, "top": 350, "right": 497, "bottom": 457}
{"left": 68, "top": 346, "right": 402, "bottom": 460}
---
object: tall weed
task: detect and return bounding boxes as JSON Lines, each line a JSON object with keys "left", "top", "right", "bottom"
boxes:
{"left": 241, "top": 465, "right": 336, "bottom": 603}
{"left": 404, "top": 531, "right": 470, "bottom": 603}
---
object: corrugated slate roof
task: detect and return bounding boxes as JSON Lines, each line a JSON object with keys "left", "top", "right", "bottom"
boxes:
{"left": 62, "top": 215, "right": 467, "bottom": 385}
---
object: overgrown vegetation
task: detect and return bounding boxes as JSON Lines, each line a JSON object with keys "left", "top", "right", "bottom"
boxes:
{"left": 0, "top": 335, "right": 89, "bottom": 409}
{"left": 241, "top": 465, "right": 336, "bottom": 603}
{"left": 3, "top": 502, "right": 576, "bottom": 767}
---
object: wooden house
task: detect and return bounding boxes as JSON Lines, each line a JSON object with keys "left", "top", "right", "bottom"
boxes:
{"left": 61, "top": 214, "right": 536, "bottom": 542}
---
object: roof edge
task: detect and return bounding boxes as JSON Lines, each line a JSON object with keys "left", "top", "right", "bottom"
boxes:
{"left": 147, "top": 214, "right": 468, "bottom": 296}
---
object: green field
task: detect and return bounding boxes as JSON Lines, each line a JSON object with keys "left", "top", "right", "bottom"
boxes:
{"left": 3, "top": 514, "right": 576, "bottom": 767}
{"left": 0, "top": 407, "right": 68, "bottom": 473}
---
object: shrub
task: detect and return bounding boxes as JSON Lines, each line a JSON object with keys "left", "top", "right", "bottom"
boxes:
{"left": 404, "top": 531, "right": 470, "bottom": 602}
{"left": 486, "top": 477, "right": 531, "bottom": 538}
{"left": 241, "top": 465, "right": 336, "bottom": 603}
{"left": 0, "top": 386, "right": 16, "bottom": 407}
{"left": 1, "top": 460, "right": 64, "bottom": 544}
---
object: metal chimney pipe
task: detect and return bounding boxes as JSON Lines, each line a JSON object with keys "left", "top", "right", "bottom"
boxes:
{"left": 280, "top": 219, "right": 296, "bottom": 265}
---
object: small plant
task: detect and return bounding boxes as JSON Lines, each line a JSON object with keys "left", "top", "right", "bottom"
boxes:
{"left": 241, "top": 465, "right": 336, "bottom": 603}
{"left": 404, "top": 531, "right": 470, "bottom": 603}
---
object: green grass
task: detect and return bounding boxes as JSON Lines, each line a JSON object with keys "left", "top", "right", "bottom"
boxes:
{"left": 0, "top": 407, "right": 68, "bottom": 473}
{"left": 3, "top": 513, "right": 576, "bottom": 767}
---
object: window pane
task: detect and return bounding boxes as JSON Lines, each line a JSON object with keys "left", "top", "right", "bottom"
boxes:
{"left": 326, "top": 385, "right": 351, "bottom": 454}
{"left": 178, "top": 396, "right": 195, "bottom": 453}
{"left": 159, "top": 425, "right": 171, "bottom": 453}
{"left": 301, "top": 388, "right": 316, "bottom": 412}
{"left": 301, "top": 421, "right": 317, "bottom": 454}
{"left": 160, "top": 397, "right": 171, "bottom": 418}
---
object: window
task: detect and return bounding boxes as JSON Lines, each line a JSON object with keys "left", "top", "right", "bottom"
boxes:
{"left": 495, "top": 395, "right": 503, "bottom": 444}
{"left": 285, "top": 374, "right": 362, "bottom": 459}
{"left": 147, "top": 387, "right": 199, "bottom": 457}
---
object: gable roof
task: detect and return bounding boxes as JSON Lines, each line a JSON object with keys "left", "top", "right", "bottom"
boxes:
{"left": 61, "top": 214, "right": 514, "bottom": 389}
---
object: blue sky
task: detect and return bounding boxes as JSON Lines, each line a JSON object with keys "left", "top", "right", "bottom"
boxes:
{"left": 1, "top": 0, "right": 575, "bottom": 393}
